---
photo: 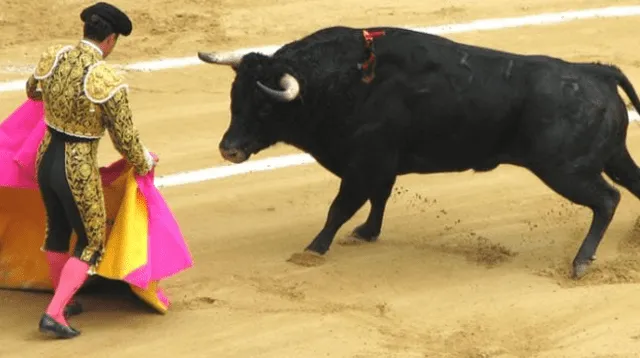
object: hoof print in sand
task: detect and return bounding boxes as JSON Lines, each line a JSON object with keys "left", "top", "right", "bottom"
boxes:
{"left": 287, "top": 250, "right": 326, "bottom": 267}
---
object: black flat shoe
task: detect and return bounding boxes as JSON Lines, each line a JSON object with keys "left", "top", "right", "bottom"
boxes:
{"left": 38, "top": 314, "right": 80, "bottom": 339}
{"left": 64, "top": 301, "right": 83, "bottom": 318}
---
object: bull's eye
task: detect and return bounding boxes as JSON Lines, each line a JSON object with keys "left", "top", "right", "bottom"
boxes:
{"left": 258, "top": 106, "right": 271, "bottom": 118}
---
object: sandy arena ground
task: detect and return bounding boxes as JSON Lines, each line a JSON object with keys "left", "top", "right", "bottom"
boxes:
{"left": 3, "top": 0, "right": 640, "bottom": 357}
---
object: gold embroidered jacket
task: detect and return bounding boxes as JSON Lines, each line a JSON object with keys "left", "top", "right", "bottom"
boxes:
{"left": 26, "top": 41, "right": 154, "bottom": 175}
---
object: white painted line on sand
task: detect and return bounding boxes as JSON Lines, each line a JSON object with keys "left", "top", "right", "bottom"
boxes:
{"left": 2, "top": 6, "right": 640, "bottom": 189}
{"left": 152, "top": 111, "right": 640, "bottom": 188}
{"left": 154, "top": 153, "right": 316, "bottom": 188}
{"left": 0, "top": 80, "right": 23, "bottom": 93}
{"left": 122, "top": 45, "right": 282, "bottom": 73}
{"left": 1, "top": 5, "right": 640, "bottom": 84}
{"left": 409, "top": 5, "right": 640, "bottom": 34}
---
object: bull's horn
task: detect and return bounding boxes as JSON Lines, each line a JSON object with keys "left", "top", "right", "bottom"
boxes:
{"left": 256, "top": 73, "right": 300, "bottom": 102}
{"left": 197, "top": 51, "right": 243, "bottom": 67}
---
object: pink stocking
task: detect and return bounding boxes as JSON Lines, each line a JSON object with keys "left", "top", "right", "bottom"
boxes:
{"left": 45, "top": 251, "right": 69, "bottom": 289}
{"left": 45, "top": 257, "right": 90, "bottom": 325}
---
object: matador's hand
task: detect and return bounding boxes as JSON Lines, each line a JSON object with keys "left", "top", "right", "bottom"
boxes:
{"left": 27, "top": 88, "right": 43, "bottom": 101}
{"left": 150, "top": 152, "right": 159, "bottom": 167}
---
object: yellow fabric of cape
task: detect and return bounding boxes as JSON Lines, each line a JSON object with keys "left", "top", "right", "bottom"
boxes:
{"left": 0, "top": 164, "right": 168, "bottom": 313}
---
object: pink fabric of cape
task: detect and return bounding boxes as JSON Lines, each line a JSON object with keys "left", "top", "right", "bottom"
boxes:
{"left": 0, "top": 99, "right": 46, "bottom": 190}
{"left": 0, "top": 98, "right": 193, "bottom": 312}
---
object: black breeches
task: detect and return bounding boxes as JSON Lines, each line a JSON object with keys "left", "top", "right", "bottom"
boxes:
{"left": 37, "top": 129, "right": 91, "bottom": 259}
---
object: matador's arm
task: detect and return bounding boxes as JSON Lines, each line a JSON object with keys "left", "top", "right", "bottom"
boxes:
{"left": 102, "top": 88, "right": 156, "bottom": 175}
{"left": 25, "top": 75, "right": 42, "bottom": 101}
{"left": 85, "top": 63, "right": 155, "bottom": 175}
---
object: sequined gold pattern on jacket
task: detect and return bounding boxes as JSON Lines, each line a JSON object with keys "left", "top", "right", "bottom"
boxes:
{"left": 102, "top": 87, "right": 154, "bottom": 174}
{"left": 33, "top": 44, "right": 74, "bottom": 80}
{"left": 64, "top": 140, "right": 107, "bottom": 263}
{"left": 26, "top": 41, "right": 154, "bottom": 174}
{"left": 30, "top": 42, "right": 105, "bottom": 138}
{"left": 84, "top": 61, "right": 128, "bottom": 103}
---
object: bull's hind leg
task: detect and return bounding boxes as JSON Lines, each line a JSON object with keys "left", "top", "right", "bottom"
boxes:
{"left": 533, "top": 169, "right": 620, "bottom": 279}
{"left": 604, "top": 146, "right": 640, "bottom": 199}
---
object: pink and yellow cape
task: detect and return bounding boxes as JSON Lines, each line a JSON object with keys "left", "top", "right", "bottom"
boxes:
{"left": 0, "top": 99, "right": 194, "bottom": 313}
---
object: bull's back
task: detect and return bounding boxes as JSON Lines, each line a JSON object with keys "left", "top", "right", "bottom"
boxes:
{"left": 278, "top": 26, "right": 589, "bottom": 172}
{"left": 375, "top": 30, "right": 528, "bottom": 146}
{"left": 361, "top": 29, "right": 546, "bottom": 172}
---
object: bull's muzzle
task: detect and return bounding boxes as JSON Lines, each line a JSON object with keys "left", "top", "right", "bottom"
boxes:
{"left": 219, "top": 147, "right": 248, "bottom": 164}
{"left": 219, "top": 139, "right": 249, "bottom": 163}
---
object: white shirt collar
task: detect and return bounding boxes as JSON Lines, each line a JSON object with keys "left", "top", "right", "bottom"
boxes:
{"left": 80, "top": 39, "right": 104, "bottom": 57}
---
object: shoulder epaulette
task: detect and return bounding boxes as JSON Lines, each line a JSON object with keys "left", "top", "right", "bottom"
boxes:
{"left": 83, "top": 61, "right": 129, "bottom": 103}
{"left": 33, "top": 44, "right": 74, "bottom": 80}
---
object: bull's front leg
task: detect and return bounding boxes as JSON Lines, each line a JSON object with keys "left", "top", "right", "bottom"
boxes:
{"left": 287, "top": 145, "right": 399, "bottom": 266}
{"left": 287, "top": 178, "right": 369, "bottom": 267}
{"left": 341, "top": 177, "right": 396, "bottom": 245}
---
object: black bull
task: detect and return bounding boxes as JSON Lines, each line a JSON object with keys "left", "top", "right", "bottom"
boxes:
{"left": 197, "top": 26, "right": 640, "bottom": 279}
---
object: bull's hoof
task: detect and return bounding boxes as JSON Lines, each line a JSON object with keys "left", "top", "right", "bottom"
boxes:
{"left": 287, "top": 250, "right": 326, "bottom": 267}
{"left": 338, "top": 231, "right": 379, "bottom": 246}
{"left": 572, "top": 258, "right": 595, "bottom": 280}
{"left": 339, "top": 225, "right": 379, "bottom": 246}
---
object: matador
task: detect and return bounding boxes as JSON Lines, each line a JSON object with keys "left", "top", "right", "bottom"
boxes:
{"left": 26, "top": 2, "right": 157, "bottom": 339}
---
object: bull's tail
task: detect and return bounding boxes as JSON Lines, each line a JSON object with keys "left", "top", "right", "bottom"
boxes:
{"left": 580, "top": 62, "right": 640, "bottom": 118}
{"left": 611, "top": 66, "right": 640, "bottom": 119}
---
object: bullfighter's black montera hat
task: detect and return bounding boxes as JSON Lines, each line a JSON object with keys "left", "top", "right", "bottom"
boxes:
{"left": 80, "top": 2, "right": 133, "bottom": 36}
